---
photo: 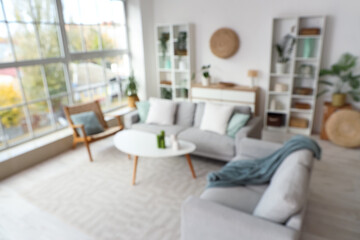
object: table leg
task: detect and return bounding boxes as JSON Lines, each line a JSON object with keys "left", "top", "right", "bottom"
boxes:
{"left": 185, "top": 154, "right": 196, "bottom": 179}
{"left": 132, "top": 156, "right": 138, "bottom": 185}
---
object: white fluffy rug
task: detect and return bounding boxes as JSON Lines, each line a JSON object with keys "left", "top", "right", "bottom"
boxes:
{"left": 2, "top": 137, "right": 223, "bottom": 240}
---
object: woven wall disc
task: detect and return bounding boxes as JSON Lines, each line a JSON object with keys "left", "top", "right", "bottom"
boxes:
{"left": 210, "top": 28, "right": 239, "bottom": 58}
{"left": 325, "top": 109, "right": 360, "bottom": 148}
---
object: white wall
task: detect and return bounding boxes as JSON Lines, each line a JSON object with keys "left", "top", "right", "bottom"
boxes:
{"left": 142, "top": 0, "right": 360, "bottom": 133}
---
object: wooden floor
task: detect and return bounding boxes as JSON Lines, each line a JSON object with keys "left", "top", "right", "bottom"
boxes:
{"left": 0, "top": 135, "right": 359, "bottom": 239}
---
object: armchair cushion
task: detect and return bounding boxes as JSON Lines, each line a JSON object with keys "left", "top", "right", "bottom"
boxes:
{"left": 70, "top": 111, "right": 104, "bottom": 136}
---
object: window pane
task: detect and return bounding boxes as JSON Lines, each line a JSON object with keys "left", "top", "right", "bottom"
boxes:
{"left": 3, "top": 0, "right": 33, "bottom": 22}
{"left": 104, "top": 55, "right": 130, "bottom": 80}
{"left": 62, "top": 0, "right": 81, "bottom": 24}
{"left": 32, "top": 0, "right": 58, "bottom": 23}
{"left": 73, "top": 90, "right": 92, "bottom": 104}
{"left": 114, "top": 26, "right": 127, "bottom": 49}
{"left": 37, "top": 24, "right": 61, "bottom": 58}
{"left": 106, "top": 82, "right": 121, "bottom": 110}
{"left": 78, "top": 0, "right": 98, "bottom": 24}
{"left": 44, "top": 63, "right": 67, "bottom": 96}
{"left": 100, "top": 24, "right": 115, "bottom": 50}
{"left": 0, "top": 106, "right": 30, "bottom": 145}
{"left": 69, "top": 61, "right": 88, "bottom": 91}
{"left": 51, "top": 96, "right": 68, "bottom": 127}
{"left": 20, "top": 66, "right": 46, "bottom": 101}
{"left": 83, "top": 25, "right": 101, "bottom": 51}
{"left": 28, "top": 101, "right": 53, "bottom": 136}
{"left": 9, "top": 23, "right": 40, "bottom": 60}
{"left": 0, "top": 2, "right": 4, "bottom": 21}
{"left": 0, "top": 24, "right": 14, "bottom": 62}
{"left": 98, "top": 0, "right": 125, "bottom": 25}
{"left": 0, "top": 68, "right": 23, "bottom": 107}
{"left": 87, "top": 58, "right": 105, "bottom": 88}
{"left": 93, "top": 86, "right": 106, "bottom": 108}
{"left": 65, "top": 24, "right": 83, "bottom": 52}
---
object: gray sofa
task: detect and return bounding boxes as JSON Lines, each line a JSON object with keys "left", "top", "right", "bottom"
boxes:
{"left": 181, "top": 138, "right": 315, "bottom": 240}
{"left": 124, "top": 101, "right": 263, "bottom": 161}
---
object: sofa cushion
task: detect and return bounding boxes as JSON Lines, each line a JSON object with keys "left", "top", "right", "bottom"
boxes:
{"left": 200, "top": 103, "right": 234, "bottom": 135}
{"left": 201, "top": 186, "right": 262, "bottom": 214}
{"left": 193, "top": 102, "right": 205, "bottom": 127}
{"left": 178, "top": 127, "right": 235, "bottom": 158}
{"left": 226, "top": 113, "right": 250, "bottom": 138}
{"left": 253, "top": 150, "right": 313, "bottom": 223}
{"left": 175, "top": 102, "right": 196, "bottom": 127}
{"left": 146, "top": 98, "right": 177, "bottom": 125}
{"left": 135, "top": 101, "right": 150, "bottom": 123}
{"left": 132, "top": 123, "right": 186, "bottom": 136}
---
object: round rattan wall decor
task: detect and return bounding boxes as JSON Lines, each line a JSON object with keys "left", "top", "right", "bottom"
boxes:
{"left": 210, "top": 28, "right": 239, "bottom": 59}
{"left": 325, "top": 109, "right": 360, "bottom": 148}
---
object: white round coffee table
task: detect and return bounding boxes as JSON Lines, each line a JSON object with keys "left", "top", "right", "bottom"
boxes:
{"left": 114, "top": 129, "right": 197, "bottom": 185}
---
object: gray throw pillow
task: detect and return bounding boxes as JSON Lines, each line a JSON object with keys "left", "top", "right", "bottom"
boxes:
{"left": 70, "top": 111, "right": 104, "bottom": 136}
{"left": 175, "top": 102, "right": 196, "bottom": 127}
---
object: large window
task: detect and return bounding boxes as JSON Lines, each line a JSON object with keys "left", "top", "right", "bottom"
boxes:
{"left": 0, "top": 0, "right": 130, "bottom": 149}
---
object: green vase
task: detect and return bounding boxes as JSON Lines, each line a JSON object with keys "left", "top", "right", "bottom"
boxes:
{"left": 303, "top": 38, "right": 315, "bottom": 58}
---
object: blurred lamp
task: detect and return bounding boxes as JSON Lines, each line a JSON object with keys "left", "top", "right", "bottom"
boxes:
{"left": 247, "top": 70, "right": 258, "bottom": 87}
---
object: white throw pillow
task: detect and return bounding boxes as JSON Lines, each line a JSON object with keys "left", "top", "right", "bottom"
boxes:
{"left": 200, "top": 103, "right": 234, "bottom": 135}
{"left": 253, "top": 150, "right": 313, "bottom": 223}
{"left": 146, "top": 98, "right": 177, "bottom": 125}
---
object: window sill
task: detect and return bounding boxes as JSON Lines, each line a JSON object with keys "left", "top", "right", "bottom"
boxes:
{"left": 0, "top": 106, "right": 135, "bottom": 163}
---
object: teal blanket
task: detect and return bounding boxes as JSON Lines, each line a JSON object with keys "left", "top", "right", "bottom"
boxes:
{"left": 207, "top": 135, "right": 321, "bottom": 188}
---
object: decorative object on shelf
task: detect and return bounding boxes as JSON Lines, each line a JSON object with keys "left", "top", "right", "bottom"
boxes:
{"left": 125, "top": 75, "right": 139, "bottom": 108}
{"left": 210, "top": 28, "right": 239, "bottom": 59}
{"left": 318, "top": 53, "right": 360, "bottom": 107}
{"left": 175, "top": 31, "right": 187, "bottom": 56}
{"left": 170, "top": 134, "right": 179, "bottom": 150}
{"left": 159, "top": 32, "right": 171, "bottom": 69}
{"left": 274, "top": 83, "right": 288, "bottom": 92}
{"left": 290, "top": 117, "right": 308, "bottom": 128}
{"left": 294, "top": 102, "right": 311, "bottom": 109}
{"left": 294, "top": 87, "right": 313, "bottom": 95}
{"left": 157, "top": 130, "right": 166, "bottom": 149}
{"left": 160, "top": 80, "right": 172, "bottom": 85}
{"left": 218, "top": 81, "right": 236, "bottom": 87}
{"left": 299, "top": 28, "right": 320, "bottom": 35}
{"left": 325, "top": 109, "right": 360, "bottom": 148}
{"left": 178, "top": 57, "right": 187, "bottom": 70}
{"left": 201, "top": 65, "right": 211, "bottom": 86}
{"left": 248, "top": 70, "right": 258, "bottom": 87}
{"left": 275, "top": 34, "right": 296, "bottom": 74}
{"left": 303, "top": 38, "right": 315, "bottom": 58}
{"left": 299, "top": 64, "right": 314, "bottom": 78}
{"left": 270, "top": 99, "right": 277, "bottom": 110}
{"left": 267, "top": 113, "right": 285, "bottom": 127}
{"left": 161, "top": 88, "right": 172, "bottom": 99}
{"left": 320, "top": 101, "right": 352, "bottom": 140}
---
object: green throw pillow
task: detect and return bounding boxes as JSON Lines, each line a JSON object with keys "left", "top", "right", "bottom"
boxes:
{"left": 226, "top": 113, "right": 251, "bottom": 138}
{"left": 70, "top": 111, "right": 104, "bottom": 136}
{"left": 136, "top": 101, "right": 150, "bottom": 123}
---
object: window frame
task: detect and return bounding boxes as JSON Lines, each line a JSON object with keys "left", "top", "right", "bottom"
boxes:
{"left": 0, "top": 0, "right": 131, "bottom": 150}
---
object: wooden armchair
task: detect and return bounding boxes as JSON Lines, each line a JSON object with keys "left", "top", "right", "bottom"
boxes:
{"left": 64, "top": 100, "right": 124, "bottom": 162}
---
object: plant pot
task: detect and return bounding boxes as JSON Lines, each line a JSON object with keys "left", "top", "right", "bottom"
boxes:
{"left": 128, "top": 95, "right": 139, "bottom": 108}
{"left": 275, "top": 63, "right": 287, "bottom": 74}
{"left": 201, "top": 76, "right": 211, "bottom": 86}
{"left": 332, "top": 93, "right": 346, "bottom": 107}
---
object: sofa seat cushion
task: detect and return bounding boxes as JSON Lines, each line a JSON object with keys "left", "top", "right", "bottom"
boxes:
{"left": 178, "top": 127, "right": 235, "bottom": 158}
{"left": 201, "top": 186, "right": 262, "bottom": 214}
{"left": 131, "top": 123, "right": 186, "bottom": 136}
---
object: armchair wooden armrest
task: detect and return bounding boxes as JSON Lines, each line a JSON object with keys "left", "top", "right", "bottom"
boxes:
{"left": 105, "top": 114, "right": 124, "bottom": 129}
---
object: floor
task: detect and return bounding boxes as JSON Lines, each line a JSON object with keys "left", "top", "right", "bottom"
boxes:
{"left": 0, "top": 135, "right": 359, "bottom": 240}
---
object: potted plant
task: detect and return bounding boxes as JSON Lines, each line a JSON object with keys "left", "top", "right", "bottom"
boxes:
{"left": 275, "top": 35, "right": 296, "bottom": 74}
{"left": 318, "top": 53, "right": 360, "bottom": 107}
{"left": 125, "top": 75, "right": 139, "bottom": 108}
{"left": 201, "top": 65, "right": 211, "bottom": 86}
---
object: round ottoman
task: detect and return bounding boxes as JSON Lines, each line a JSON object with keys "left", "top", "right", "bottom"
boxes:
{"left": 325, "top": 109, "right": 360, "bottom": 148}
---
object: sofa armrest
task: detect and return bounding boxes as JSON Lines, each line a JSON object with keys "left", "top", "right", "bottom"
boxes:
{"left": 181, "top": 196, "right": 298, "bottom": 240}
{"left": 124, "top": 110, "right": 140, "bottom": 128}
{"left": 235, "top": 116, "right": 263, "bottom": 140}
{"left": 236, "top": 138, "right": 282, "bottom": 159}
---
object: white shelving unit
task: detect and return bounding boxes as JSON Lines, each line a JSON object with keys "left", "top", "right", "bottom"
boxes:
{"left": 155, "top": 23, "right": 194, "bottom": 101}
{"left": 264, "top": 16, "right": 326, "bottom": 136}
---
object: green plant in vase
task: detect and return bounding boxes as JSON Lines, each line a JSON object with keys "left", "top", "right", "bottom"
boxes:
{"left": 318, "top": 53, "right": 360, "bottom": 107}
{"left": 275, "top": 34, "right": 296, "bottom": 74}
{"left": 201, "top": 65, "right": 211, "bottom": 86}
{"left": 125, "top": 75, "right": 139, "bottom": 108}
{"left": 160, "top": 33, "right": 170, "bottom": 69}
